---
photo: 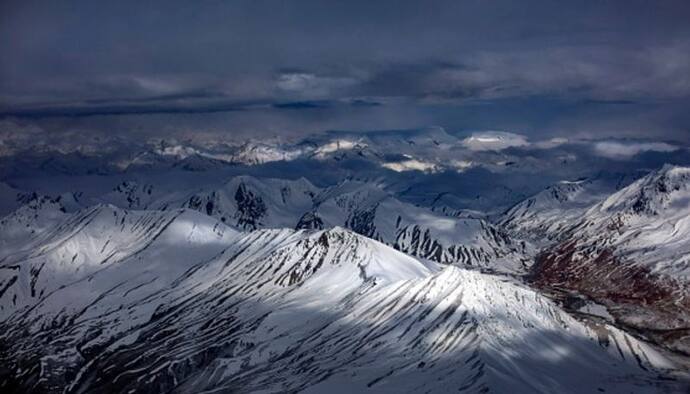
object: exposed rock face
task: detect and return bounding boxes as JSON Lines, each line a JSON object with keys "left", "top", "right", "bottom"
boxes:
{"left": 234, "top": 182, "right": 267, "bottom": 230}
{"left": 295, "top": 211, "right": 324, "bottom": 230}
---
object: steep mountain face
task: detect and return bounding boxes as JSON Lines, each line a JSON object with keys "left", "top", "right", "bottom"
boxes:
{"left": 531, "top": 165, "right": 690, "bottom": 354}
{"left": 0, "top": 190, "right": 85, "bottom": 256}
{"left": 499, "top": 171, "right": 643, "bottom": 246}
{"left": 157, "top": 176, "right": 319, "bottom": 230}
{"left": 304, "top": 181, "right": 532, "bottom": 272}
{"left": 0, "top": 206, "right": 682, "bottom": 393}
{"left": 99, "top": 180, "right": 156, "bottom": 209}
{"left": 0, "top": 205, "right": 236, "bottom": 320}
{"left": 103, "top": 175, "right": 530, "bottom": 272}
{"left": 499, "top": 179, "right": 609, "bottom": 246}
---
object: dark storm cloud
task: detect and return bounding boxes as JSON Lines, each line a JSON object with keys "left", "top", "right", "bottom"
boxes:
{"left": 1, "top": 0, "right": 690, "bottom": 142}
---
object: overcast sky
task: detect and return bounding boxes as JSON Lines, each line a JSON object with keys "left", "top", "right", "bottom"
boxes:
{"left": 1, "top": 0, "right": 690, "bottom": 144}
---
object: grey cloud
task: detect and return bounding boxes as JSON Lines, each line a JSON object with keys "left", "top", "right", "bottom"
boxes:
{"left": 275, "top": 73, "right": 361, "bottom": 99}
{"left": 593, "top": 141, "right": 681, "bottom": 159}
{"left": 1, "top": 0, "right": 690, "bottom": 143}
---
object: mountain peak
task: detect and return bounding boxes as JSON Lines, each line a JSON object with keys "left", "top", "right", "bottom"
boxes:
{"left": 598, "top": 163, "right": 690, "bottom": 216}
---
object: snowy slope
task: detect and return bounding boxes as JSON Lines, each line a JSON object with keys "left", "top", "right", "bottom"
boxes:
{"left": 0, "top": 207, "right": 683, "bottom": 393}
{"left": 0, "top": 190, "right": 85, "bottom": 258}
{"left": 499, "top": 171, "right": 643, "bottom": 246}
{"left": 155, "top": 175, "right": 319, "bottom": 230}
{"left": 230, "top": 141, "right": 306, "bottom": 165}
{"left": 532, "top": 165, "right": 690, "bottom": 354}
{"left": 0, "top": 204, "right": 237, "bottom": 320}
{"left": 97, "top": 180, "right": 156, "bottom": 209}
{"left": 499, "top": 179, "right": 610, "bottom": 245}
{"left": 587, "top": 165, "right": 690, "bottom": 276}
{"left": 306, "top": 181, "right": 532, "bottom": 272}
{"left": 97, "top": 175, "right": 531, "bottom": 272}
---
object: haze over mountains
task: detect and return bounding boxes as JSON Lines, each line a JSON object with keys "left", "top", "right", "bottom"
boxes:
{"left": 0, "top": 127, "right": 689, "bottom": 393}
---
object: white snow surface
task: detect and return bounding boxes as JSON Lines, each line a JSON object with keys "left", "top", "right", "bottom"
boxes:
{"left": 0, "top": 203, "right": 684, "bottom": 393}
{"left": 91, "top": 175, "right": 532, "bottom": 272}
{"left": 580, "top": 165, "right": 690, "bottom": 277}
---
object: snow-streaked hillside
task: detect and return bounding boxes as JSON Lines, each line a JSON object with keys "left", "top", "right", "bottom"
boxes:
{"left": 305, "top": 180, "right": 533, "bottom": 272}
{"left": 499, "top": 171, "right": 644, "bottom": 246}
{"left": 114, "top": 175, "right": 532, "bottom": 272}
{"left": 499, "top": 179, "right": 611, "bottom": 246}
{"left": 230, "top": 141, "right": 306, "bottom": 165}
{"left": 0, "top": 204, "right": 237, "bottom": 320}
{"left": 155, "top": 175, "right": 319, "bottom": 230}
{"left": 532, "top": 165, "right": 690, "bottom": 354}
{"left": 0, "top": 204, "right": 683, "bottom": 393}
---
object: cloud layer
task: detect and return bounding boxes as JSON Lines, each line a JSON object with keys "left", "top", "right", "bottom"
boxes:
{"left": 593, "top": 141, "right": 680, "bottom": 159}
{"left": 1, "top": 0, "right": 690, "bottom": 143}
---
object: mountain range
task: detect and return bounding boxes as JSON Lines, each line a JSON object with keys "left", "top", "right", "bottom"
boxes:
{"left": 1, "top": 130, "right": 689, "bottom": 393}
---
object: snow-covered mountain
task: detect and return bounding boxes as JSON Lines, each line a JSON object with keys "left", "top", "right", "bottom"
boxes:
{"left": 531, "top": 165, "right": 690, "bottom": 354}
{"left": 157, "top": 175, "right": 319, "bottom": 230}
{"left": 501, "top": 179, "right": 592, "bottom": 231}
{"left": 98, "top": 180, "right": 156, "bottom": 209}
{"left": 499, "top": 179, "right": 614, "bottom": 246}
{"left": 499, "top": 171, "right": 644, "bottom": 245}
{"left": 229, "top": 141, "right": 306, "bottom": 165}
{"left": 302, "top": 180, "right": 532, "bottom": 272}
{"left": 2, "top": 148, "right": 690, "bottom": 393}
{"left": 113, "top": 175, "right": 532, "bottom": 272}
{"left": 0, "top": 204, "right": 683, "bottom": 393}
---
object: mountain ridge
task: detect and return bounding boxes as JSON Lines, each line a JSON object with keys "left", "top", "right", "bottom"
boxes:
{"left": 0, "top": 205, "right": 683, "bottom": 392}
